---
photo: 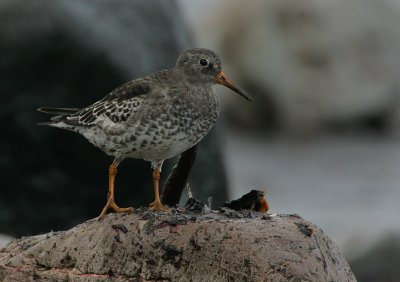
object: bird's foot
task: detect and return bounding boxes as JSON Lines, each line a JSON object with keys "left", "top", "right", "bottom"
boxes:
{"left": 149, "top": 200, "right": 170, "bottom": 211}
{"left": 98, "top": 198, "right": 133, "bottom": 220}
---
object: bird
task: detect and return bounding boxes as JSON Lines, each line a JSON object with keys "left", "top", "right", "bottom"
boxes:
{"left": 38, "top": 48, "right": 252, "bottom": 219}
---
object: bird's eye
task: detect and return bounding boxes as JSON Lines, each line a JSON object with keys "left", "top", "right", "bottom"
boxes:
{"left": 199, "top": 58, "right": 209, "bottom": 66}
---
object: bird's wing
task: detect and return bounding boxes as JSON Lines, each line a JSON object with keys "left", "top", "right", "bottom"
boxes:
{"left": 63, "top": 79, "right": 152, "bottom": 126}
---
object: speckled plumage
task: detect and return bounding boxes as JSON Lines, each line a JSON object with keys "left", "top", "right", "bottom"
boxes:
{"left": 38, "top": 48, "right": 252, "bottom": 216}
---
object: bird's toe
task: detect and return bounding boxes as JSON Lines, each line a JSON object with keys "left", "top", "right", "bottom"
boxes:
{"left": 149, "top": 201, "right": 170, "bottom": 212}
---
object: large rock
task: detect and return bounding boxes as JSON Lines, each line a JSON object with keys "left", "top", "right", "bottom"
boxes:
{"left": 0, "top": 210, "right": 356, "bottom": 281}
{"left": 0, "top": 0, "right": 227, "bottom": 237}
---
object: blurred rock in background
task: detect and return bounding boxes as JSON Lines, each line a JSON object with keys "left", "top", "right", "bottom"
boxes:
{"left": 0, "top": 233, "right": 13, "bottom": 248}
{"left": 349, "top": 233, "right": 400, "bottom": 282}
{"left": 0, "top": 0, "right": 227, "bottom": 237}
{"left": 189, "top": 0, "right": 400, "bottom": 135}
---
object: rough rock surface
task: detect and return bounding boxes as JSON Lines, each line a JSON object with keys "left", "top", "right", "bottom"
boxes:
{"left": 0, "top": 209, "right": 355, "bottom": 281}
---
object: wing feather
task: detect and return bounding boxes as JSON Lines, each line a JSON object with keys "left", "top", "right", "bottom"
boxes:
{"left": 63, "top": 80, "right": 151, "bottom": 126}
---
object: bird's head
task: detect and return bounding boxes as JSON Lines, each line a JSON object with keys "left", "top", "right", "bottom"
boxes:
{"left": 176, "top": 48, "right": 253, "bottom": 102}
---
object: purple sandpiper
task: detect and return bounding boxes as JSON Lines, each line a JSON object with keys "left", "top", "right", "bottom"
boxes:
{"left": 38, "top": 48, "right": 252, "bottom": 219}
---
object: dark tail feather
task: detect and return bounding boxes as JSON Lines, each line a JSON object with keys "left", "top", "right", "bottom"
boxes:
{"left": 37, "top": 121, "right": 55, "bottom": 126}
{"left": 37, "top": 107, "right": 80, "bottom": 115}
{"left": 37, "top": 107, "right": 81, "bottom": 126}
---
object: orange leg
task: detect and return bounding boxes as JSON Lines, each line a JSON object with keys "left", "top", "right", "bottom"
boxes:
{"left": 98, "top": 162, "right": 133, "bottom": 219}
{"left": 149, "top": 167, "right": 169, "bottom": 211}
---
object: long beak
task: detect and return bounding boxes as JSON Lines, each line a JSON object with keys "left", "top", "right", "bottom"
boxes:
{"left": 215, "top": 71, "right": 253, "bottom": 102}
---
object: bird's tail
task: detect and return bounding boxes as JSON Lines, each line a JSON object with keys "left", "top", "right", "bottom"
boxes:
{"left": 38, "top": 107, "right": 80, "bottom": 115}
{"left": 37, "top": 107, "right": 81, "bottom": 125}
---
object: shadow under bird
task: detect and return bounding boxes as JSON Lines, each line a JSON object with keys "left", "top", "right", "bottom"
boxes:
{"left": 38, "top": 48, "right": 252, "bottom": 219}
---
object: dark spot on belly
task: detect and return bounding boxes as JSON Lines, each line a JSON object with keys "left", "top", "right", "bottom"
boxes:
{"left": 140, "top": 140, "right": 148, "bottom": 148}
